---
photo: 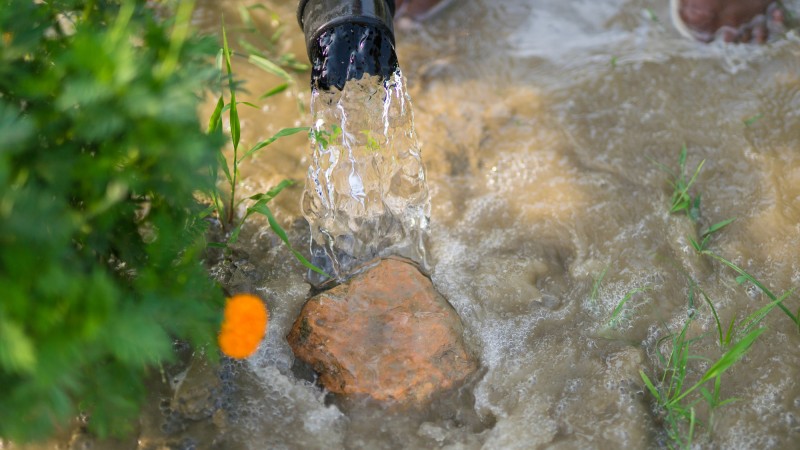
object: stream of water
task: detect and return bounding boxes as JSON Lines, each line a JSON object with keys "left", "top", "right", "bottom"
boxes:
{"left": 22, "top": 0, "right": 800, "bottom": 449}
{"left": 302, "top": 70, "right": 430, "bottom": 285}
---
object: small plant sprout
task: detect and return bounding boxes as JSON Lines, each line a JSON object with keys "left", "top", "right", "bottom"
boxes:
{"left": 743, "top": 113, "right": 763, "bottom": 127}
{"left": 362, "top": 130, "right": 381, "bottom": 152}
{"left": 640, "top": 322, "right": 765, "bottom": 449}
{"left": 206, "top": 22, "right": 328, "bottom": 280}
{"left": 689, "top": 218, "right": 736, "bottom": 252}
{"left": 590, "top": 265, "right": 609, "bottom": 304}
{"left": 653, "top": 144, "right": 704, "bottom": 222}
{"left": 607, "top": 285, "right": 652, "bottom": 328}
{"left": 641, "top": 145, "right": 800, "bottom": 448}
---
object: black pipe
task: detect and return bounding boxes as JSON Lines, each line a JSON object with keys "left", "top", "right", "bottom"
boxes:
{"left": 297, "top": 0, "right": 398, "bottom": 90}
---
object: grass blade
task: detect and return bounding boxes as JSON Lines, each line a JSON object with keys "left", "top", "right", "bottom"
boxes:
{"left": 216, "top": 149, "right": 232, "bottom": 184}
{"left": 249, "top": 54, "right": 293, "bottom": 82}
{"left": 238, "top": 127, "right": 308, "bottom": 163}
{"left": 608, "top": 286, "right": 651, "bottom": 327}
{"left": 249, "top": 203, "right": 330, "bottom": 279}
{"left": 737, "top": 289, "right": 795, "bottom": 337}
{"left": 260, "top": 83, "right": 289, "bottom": 100}
{"left": 590, "top": 266, "right": 608, "bottom": 303}
{"left": 222, "top": 24, "right": 240, "bottom": 151}
{"left": 702, "top": 218, "right": 736, "bottom": 238}
{"left": 701, "top": 250, "right": 799, "bottom": 325}
{"left": 640, "top": 370, "right": 661, "bottom": 402}
{"left": 668, "top": 327, "right": 765, "bottom": 407}
{"left": 207, "top": 94, "right": 224, "bottom": 134}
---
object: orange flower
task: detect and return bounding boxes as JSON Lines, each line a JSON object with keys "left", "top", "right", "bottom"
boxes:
{"left": 218, "top": 293, "right": 268, "bottom": 359}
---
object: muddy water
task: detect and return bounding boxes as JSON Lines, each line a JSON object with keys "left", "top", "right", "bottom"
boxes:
{"left": 22, "top": 0, "right": 800, "bottom": 449}
{"left": 194, "top": 0, "right": 800, "bottom": 448}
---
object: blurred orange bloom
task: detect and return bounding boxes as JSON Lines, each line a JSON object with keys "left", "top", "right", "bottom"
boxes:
{"left": 218, "top": 293, "right": 268, "bottom": 359}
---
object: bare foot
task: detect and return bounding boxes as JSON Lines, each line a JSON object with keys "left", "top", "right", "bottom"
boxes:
{"left": 395, "top": 0, "right": 454, "bottom": 21}
{"left": 672, "top": 0, "right": 789, "bottom": 43}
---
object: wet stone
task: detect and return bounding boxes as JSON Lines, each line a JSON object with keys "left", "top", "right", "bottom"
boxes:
{"left": 287, "top": 258, "right": 477, "bottom": 404}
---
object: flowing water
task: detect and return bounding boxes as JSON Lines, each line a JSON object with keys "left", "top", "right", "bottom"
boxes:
{"left": 302, "top": 71, "right": 430, "bottom": 285}
{"left": 20, "top": 0, "right": 800, "bottom": 449}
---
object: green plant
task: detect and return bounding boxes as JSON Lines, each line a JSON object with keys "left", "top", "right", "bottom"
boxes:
{"left": 640, "top": 322, "right": 765, "bottom": 449}
{"left": 658, "top": 146, "right": 799, "bottom": 328}
{"left": 205, "top": 22, "right": 328, "bottom": 279}
{"left": 653, "top": 144, "right": 704, "bottom": 221}
{"left": 638, "top": 146, "right": 799, "bottom": 447}
{"left": 0, "top": 0, "right": 225, "bottom": 441}
{"left": 607, "top": 285, "right": 652, "bottom": 328}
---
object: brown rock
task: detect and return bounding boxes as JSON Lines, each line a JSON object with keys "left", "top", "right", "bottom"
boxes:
{"left": 287, "top": 258, "right": 477, "bottom": 404}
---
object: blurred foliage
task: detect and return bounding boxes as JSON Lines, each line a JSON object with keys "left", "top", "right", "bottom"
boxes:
{"left": 0, "top": 0, "right": 225, "bottom": 442}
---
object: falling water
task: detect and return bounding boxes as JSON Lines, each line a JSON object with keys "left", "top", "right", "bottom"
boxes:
{"left": 301, "top": 28, "right": 430, "bottom": 285}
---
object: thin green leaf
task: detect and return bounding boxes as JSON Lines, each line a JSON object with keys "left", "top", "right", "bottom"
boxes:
{"left": 701, "top": 250, "right": 799, "bottom": 325}
{"left": 737, "top": 289, "right": 795, "bottom": 337}
{"left": 698, "top": 288, "right": 723, "bottom": 346}
{"left": 197, "top": 203, "right": 217, "bottom": 220}
{"left": 716, "top": 397, "right": 740, "bottom": 408}
{"left": 249, "top": 204, "right": 330, "bottom": 279}
{"left": 237, "top": 38, "right": 264, "bottom": 58}
{"left": 207, "top": 95, "right": 224, "bottom": 134}
{"left": 687, "top": 407, "right": 696, "bottom": 447}
{"left": 590, "top": 266, "right": 609, "bottom": 303}
{"left": 248, "top": 179, "right": 295, "bottom": 203}
{"left": 668, "top": 327, "right": 766, "bottom": 407}
{"left": 259, "top": 83, "right": 289, "bottom": 99}
{"left": 228, "top": 223, "right": 243, "bottom": 244}
{"left": 217, "top": 149, "right": 232, "bottom": 184}
{"left": 679, "top": 144, "right": 687, "bottom": 171}
{"left": 249, "top": 54, "right": 293, "bottom": 82}
{"left": 743, "top": 113, "right": 763, "bottom": 127}
{"left": 238, "top": 127, "right": 309, "bottom": 163}
{"left": 724, "top": 316, "right": 736, "bottom": 346}
{"left": 608, "top": 286, "right": 651, "bottom": 327}
{"left": 222, "top": 24, "right": 240, "bottom": 151}
{"left": 238, "top": 4, "right": 255, "bottom": 30}
{"left": 640, "top": 370, "right": 661, "bottom": 402}
{"left": 703, "top": 218, "right": 736, "bottom": 238}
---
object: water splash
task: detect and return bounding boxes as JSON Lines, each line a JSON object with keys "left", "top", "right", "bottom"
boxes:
{"left": 301, "top": 70, "right": 431, "bottom": 285}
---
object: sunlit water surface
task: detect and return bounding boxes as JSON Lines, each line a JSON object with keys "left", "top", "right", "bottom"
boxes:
{"left": 23, "top": 0, "right": 800, "bottom": 449}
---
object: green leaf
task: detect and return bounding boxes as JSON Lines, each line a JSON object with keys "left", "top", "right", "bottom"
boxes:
{"left": 743, "top": 113, "right": 763, "bottom": 127}
{"left": 217, "top": 147, "right": 232, "bottom": 184}
{"left": 207, "top": 94, "right": 224, "bottom": 134}
{"left": 260, "top": 83, "right": 289, "bottom": 99}
{"left": 689, "top": 237, "right": 702, "bottom": 252}
{"left": 249, "top": 179, "right": 295, "bottom": 202}
{"left": 0, "top": 318, "right": 36, "bottom": 374}
{"left": 640, "top": 370, "right": 661, "bottom": 402}
{"left": 668, "top": 327, "right": 766, "bottom": 407}
{"left": 703, "top": 218, "right": 736, "bottom": 238}
{"left": 737, "top": 289, "right": 795, "bottom": 337}
{"left": 608, "top": 286, "right": 651, "bottom": 327}
{"left": 249, "top": 203, "right": 330, "bottom": 279}
{"left": 589, "top": 266, "right": 609, "bottom": 303}
{"left": 222, "top": 25, "right": 240, "bottom": 151}
{"left": 679, "top": 144, "right": 688, "bottom": 171}
{"left": 238, "top": 127, "right": 309, "bottom": 163}
{"left": 702, "top": 250, "right": 799, "bottom": 325}
{"left": 249, "top": 54, "right": 293, "bottom": 82}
